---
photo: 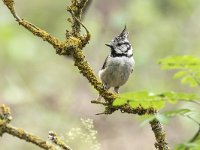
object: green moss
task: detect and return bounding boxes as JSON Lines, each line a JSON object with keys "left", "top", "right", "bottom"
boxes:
{"left": 72, "top": 48, "right": 116, "bottom": 102}
{"left": 150, "top": 119, "right": 170, "bottom": 150}
{"left": 49, "top": 131, "right": 71, "bottom": 150}
{"left": 0, "top": 120, "right": 6, "bottom": 136}
{"left": 18, "top": 20, "right": 63, "bottom": 52}
{"left": 6, "top": 125, "right": 55, "bottom": 150}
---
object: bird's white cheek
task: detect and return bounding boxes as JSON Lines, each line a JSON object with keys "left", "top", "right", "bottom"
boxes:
{"left": 115, "top": 48, "right": 122, "bottom": 54}
{"left": 127, "top": 48, "right": 133, "bottom": 55}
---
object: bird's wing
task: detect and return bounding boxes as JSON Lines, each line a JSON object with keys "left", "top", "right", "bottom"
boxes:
{"left": 101, "top": 56, "right": 109, "bottom": 70}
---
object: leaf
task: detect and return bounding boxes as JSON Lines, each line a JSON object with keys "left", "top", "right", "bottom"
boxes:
{"left": 159, "top": 55, "right": 200, "bottom": 87}
{"left": 181, "top": 75, "right": 198, "bottom": 87}
{"left": 173, "top": 71, "right": 187, "bottom": 79}
{"left": 163, "top": 109, "right": 191, "bottom": 117}
{"left": 112, "top": 91, "right": 200, "bottom": 110}
{"left": 112, "top": 98, "right": 127, "bottom": 106}
{"left": 175, "top": 142, "right": 200, "bottom": 150}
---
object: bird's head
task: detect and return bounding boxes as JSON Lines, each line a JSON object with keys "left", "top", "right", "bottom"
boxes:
{"left": 105, "top": 26, "right": 132, "bottom": 56}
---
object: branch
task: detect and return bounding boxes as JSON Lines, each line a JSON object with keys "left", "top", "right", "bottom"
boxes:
{"left": 66, "top": 0, "right": 88, "bottom": 37}
{"left": 150, "top": 118, "right": 170, "bottom": 150}
{"left": 82, "top": 0, "right": 92, "bottom": 20}
{"left": 4, "top": 124, "right": 56, "bottom": 150}
{"left": 189, "top": 125, "right": 200, "bottom": 143}
{"left": 91, "top": 100, "right": 157, "bottom": 115}
{"left": 67, "top": 7, "right": 91, "bottom": 48}
{"left": 72, "top": 48, "right": 116, "bottom": 102}
{"left": 2, "top": 0, "right": 113, "bottom": 101}
{"left": 92, "top": 101, "right": 170, "bottom": 150}
{"left": 0, "top": 105, "right": 60, "bottom": 150}
{"left": 2, "top": 0, "right": 64, "bottom": 53}
{"left": 49, "top": 131, "right": 72, "bottom": 150}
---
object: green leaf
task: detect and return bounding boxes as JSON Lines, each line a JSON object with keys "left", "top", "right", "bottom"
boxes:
{"left": 112, "top": 98, "right": 127, "bottom": 106}
{"left": 175, "top": 142, "right": 200, "bottom": 150}
{"left": 163, "top": 109, "right": 191, "bottom": 117}
{"left": 159, "top": 55, "right": 200, "bottom": 87}
{"left": 173, "top": 71, "right": 187, "bottom": 79}
{"left": 181, "top": 75, "right": 198, "bottom": 87}
{"left": 112, "top": 91, "right": 200, "bottom": 110}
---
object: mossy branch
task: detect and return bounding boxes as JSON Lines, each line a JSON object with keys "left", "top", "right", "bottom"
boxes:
{"left": 2, "top": 0, "right": 170, "bottom": 149}
{"left": 49, "top": 131, "right": 72, "bottom": 150}
{"left": 2, "top": 0, "right": 114, "bottom": 101}
{"left": 91, "top": 100, "right": 157, "bottom": 115}
{"left": 66, "top": 0, "right": 88, "bottom": 37}
{"left": 92, "top": 101, "right": 170, "bottom": 150}
{"left": 0, "top": 105, "right": 72, "bottom": 150}
{"left": 150, "top": 118, "right": 170, "bottom": 150}
{"left": 5, "top": 125, "right": 55, "bottom": 150}
{"left": 2, "top": 0, "right": 64, "bottom": 53}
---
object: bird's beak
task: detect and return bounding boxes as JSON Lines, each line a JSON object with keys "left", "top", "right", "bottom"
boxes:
{"left": 105, "top": 43, "right": 112, "bottom": 48}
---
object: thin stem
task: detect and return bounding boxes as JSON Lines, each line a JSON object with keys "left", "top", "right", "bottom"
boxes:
{"left": 186, "top": 115, "right": 200, "bottom": 125}
{"left": 189, "top": 126, "right": 200, "bottom": 143}
{"left": 184, "top": 115, "right": 200, "bottom": 150}
{"left": 82, "top": 0, "right": 92, "bottom": 19}
{"left": 49, "top": 131, "right": 72, "bottom": 150}
{"left": 190, "top": 100, "right": 200, "bottom": 106}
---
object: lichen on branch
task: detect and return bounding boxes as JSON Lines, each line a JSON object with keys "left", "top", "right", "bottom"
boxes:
{"left": 150, "top": 118, "right": 170, "bottom": 150}
{"left": 49, "top": 131, "right": 72, "bottom": 150}
{"left": 0, "top": 105, "right": 65, "bottom": 150}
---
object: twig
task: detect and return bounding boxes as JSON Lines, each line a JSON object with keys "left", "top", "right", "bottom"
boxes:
{"left": 82, "top": 0, "right": 92, "bottom": 20}
{"left": 189, "top": 125, "right": 200, "bottom": 143}
{"left": 92, "top": 100, "right": 170, "bottom": 150}
{"left": 4, "top": 124, "right": 56, "bottom": 150}
{"left": 186, "top": 115, "right": 200, "bottom": 125}
{"left": 190, "top": 100, "right": 200, "bottom": 106}
{"left": 184, "top": 115, "right": 200, "bottom": 150}
{"left": 92, "top": 100, "right": 157, "bottom": 115}
{"left": 0, "top": 105, "right": 59, "bottom": 150}
{"left": 49, "top": 131, "right": 72, "bottom": 150}
{"left": 66, "top": 0, "right": 89, "bottom": 37}
{"left": 68, "top": 8, "right": 91, "bottom": 48}
{"left": 91, "top": 100, "right": 108, "bottom": 106}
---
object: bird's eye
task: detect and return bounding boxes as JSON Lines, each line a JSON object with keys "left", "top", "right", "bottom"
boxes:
{"left": 117, "top": 43, "right": 122, "bottom": 46}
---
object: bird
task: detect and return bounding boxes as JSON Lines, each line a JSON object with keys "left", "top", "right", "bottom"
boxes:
{"left": 97, "top": 26, "right": 135, "bottom": 101}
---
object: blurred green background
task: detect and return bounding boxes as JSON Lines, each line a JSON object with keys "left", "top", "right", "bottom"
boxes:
{"left": 0, "top": 0, "right": 200, "bottom": 149}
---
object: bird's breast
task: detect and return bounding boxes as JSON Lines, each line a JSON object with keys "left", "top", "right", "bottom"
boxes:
{"left": 99, "top": 56, "right": 135, "bottom": 87}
